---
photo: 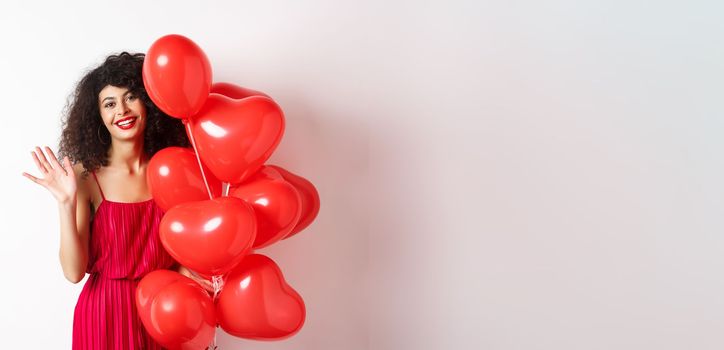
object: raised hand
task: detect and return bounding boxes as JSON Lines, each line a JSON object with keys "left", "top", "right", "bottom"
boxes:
{"left": 23, "top": 146, "right": 78, "bottom": 204}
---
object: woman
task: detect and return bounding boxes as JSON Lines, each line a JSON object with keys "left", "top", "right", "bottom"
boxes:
{"left": 22, "top": 52, "right": 212, "bottom": 349}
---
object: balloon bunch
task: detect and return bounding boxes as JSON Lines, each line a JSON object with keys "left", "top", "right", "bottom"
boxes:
{"left": 134, "top": 34, "right": 320, "bottom": 349}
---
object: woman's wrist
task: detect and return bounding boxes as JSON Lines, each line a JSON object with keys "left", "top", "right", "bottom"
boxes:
{"left": 57, "top": 194, "right": 77, "bottom": 207}
{"left": 58, "top": 198, "right": 77, "bottom": 212}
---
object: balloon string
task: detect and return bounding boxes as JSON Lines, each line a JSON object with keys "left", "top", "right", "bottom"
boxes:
{"left": 208, "top": 275, "right": 224, "bottom": 350}
{"left": 222, "top": 182, "right": 230, "bottom": 197}
{"left": 208, "top": 330, "right": 218, "bottom": 350}
{"left": 209, "top": 332, "right": 218, "bottom": 350}
{"left": 184, "top": 120, "right": 214, "bottom": 200}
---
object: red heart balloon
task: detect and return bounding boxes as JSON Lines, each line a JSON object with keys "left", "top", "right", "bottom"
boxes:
{"left": 136, "top": 270, "right": 216, "bottom": 349}
{"left": 143, "top": 34, "right": 212, "bottom": 118}
{"left": 217, "top": 254, "right": 305, "bottom": 340}
{"left": 188, "top": 94, "right": 284, "bottom": 184}
{"left": 230, "top": 166, "right": 301, "bottom": 249}
{"left": 211, "top": 82, "right": 270, "bottom": 99}
{"left": 136, "top": 270, "right": 184, "bottom": 318}
{"left": 160, "top": 197, "right": 256, "bottom": 277}
{"left": 269, "top": 165, "right": 321, "bottom": 239}
{"left": 147, "top": 147, "right": 222, "bottom": 211}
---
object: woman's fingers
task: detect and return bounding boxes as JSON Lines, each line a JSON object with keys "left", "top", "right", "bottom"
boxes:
{"left": 30, "top": 146, "right": 70, "bottom": 177}
{"left": 34, "top": 146, "right": 53, "bottom": 171}
{"left": 179, "top": 267, "right": 215, "bottom": 293}
{"left": 31, "top": 150, "right": 48, "bottom": 174}
{"left": 193, "top": 276, "right": 214, "bottom": 293}
{"left": 201, "top": 280, "right": 214, "bottom": 293}
{"left": 64, "top": 157, "right": 75, "bottom": 176}
{"left": 44, "top": 147, "right": 66, "bottom": 175}
{"left": 22, "top": 172, "right": 44, "bottom": 185}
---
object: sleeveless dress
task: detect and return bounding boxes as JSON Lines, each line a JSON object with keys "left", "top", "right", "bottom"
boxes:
{"left": 72, "top": 172, "right": 176, "bottom": 349}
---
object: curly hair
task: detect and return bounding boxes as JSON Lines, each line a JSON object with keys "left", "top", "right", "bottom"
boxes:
{"left": 59, "top": 52, "right": 189, "bottom": 175}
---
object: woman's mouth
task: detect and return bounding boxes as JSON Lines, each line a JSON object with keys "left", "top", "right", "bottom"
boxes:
{"left": 115, "top": 117, "right": 138, "bottom": 130}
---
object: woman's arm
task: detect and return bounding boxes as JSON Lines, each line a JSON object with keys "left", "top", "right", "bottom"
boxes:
{"left": 23, "top": 147, "right": 89, "bottom": 283}
{"left": 58, "top": 172, "right": 90, "bottom": 284}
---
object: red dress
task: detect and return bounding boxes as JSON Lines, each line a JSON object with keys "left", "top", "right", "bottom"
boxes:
{"left": 72, "top": 172, "right": 176, "bottom": 349}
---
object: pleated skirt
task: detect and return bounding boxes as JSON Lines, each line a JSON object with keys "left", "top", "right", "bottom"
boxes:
{"left": 72, "top": 274, "right": 166, "bottom": 350}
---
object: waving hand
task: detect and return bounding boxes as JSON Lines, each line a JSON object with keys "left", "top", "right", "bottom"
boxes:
{"left": 23, "top": 146, "right": 78, "bottom": 204}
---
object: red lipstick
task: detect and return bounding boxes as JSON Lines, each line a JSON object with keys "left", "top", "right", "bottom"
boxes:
{"left": 115, "top": 117, "right": 137, "bottom": 130}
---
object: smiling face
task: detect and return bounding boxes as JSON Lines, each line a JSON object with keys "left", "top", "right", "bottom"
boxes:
{"left": 98, "top": 85, "right": 147, "bottom": 142}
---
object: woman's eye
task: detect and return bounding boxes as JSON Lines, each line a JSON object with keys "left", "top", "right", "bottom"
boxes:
{"left": 105, "top": 102, "right": 115, "bottom": 108}
{"left": 127, "top": 94, "right": 137, "bottom": 101}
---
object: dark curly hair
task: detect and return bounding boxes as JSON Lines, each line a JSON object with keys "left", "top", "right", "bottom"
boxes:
{"left": 59, "top": 52, "right": 189, "bottom": 175}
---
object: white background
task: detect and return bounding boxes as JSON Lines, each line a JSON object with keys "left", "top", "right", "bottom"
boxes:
{"left": 1, "top": 0, "right": 723, "bottom": 349}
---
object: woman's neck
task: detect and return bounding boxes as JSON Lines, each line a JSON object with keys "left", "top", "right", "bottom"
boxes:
{"left": 107, "top": 139, "right": 146, "bottom": 174}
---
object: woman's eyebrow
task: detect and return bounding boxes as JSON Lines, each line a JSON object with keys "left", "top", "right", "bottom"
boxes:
{"left": 100, "top": 91, "right": 132, "bottom": 103}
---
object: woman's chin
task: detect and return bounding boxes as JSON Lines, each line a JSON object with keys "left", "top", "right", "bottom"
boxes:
{"left": 110, "top": 130, "right": 144, "bottom": 143}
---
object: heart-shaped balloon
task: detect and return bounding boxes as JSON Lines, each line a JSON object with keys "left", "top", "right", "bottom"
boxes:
{"left": 269, "top": 165, "right": 320, "bottom": 239}
{"left": 160, "top": 197, "right": 257, "bottom": 277}
{"left": 230, "top": 166, "right": 301, "bottom": 249}
{"left": 147, "top": 147, "right": 222, "bottom": 211}
{"left": 216, "top": 254, "right": 305, "bottom": 340}
{"left": 136, "top": 270, "right": 184, "bottom": 317}
{"left": 188, "top": 93, "right": 284, "bottom": 184}
{"left": 211, "top": 82, "right": 270, "bottom": 99}
{"left": 136, "top": 269, "right": 216, "bottom": 349}
{"left": 143, "top": 34, "right": 212, "bottom": 118}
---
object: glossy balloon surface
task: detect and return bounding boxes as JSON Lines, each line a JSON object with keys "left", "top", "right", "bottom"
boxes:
{"left": 136, "top": 270, "right": 216, "bottom": 349}
{"left": 230, "top": 166, "right": 301, "bottom": 249}
{"left": 147, "top": 147, "right": 222, "bottom": 211}
{"left": 217, "top": 254, "right": 305, "bottom": 340}
{"left": 269, "top": 165, "right": 320, "bottom": 238}
{"left": 160, "top": 197, "right": 256, "bottom": 276}
{"left": 189, "top": 94, "right": 284, "bottom": 184}
{"left": 143, "top": 34, "right": 212, "bottom": 118}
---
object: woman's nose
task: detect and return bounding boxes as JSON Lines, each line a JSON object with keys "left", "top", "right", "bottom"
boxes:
{"left": 116, "top": 101, "right": 130, "bottom": 115}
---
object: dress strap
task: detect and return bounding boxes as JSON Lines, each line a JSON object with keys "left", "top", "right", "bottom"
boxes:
{"left": 91, "top": 171, "right": 106, "bottom": 201}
